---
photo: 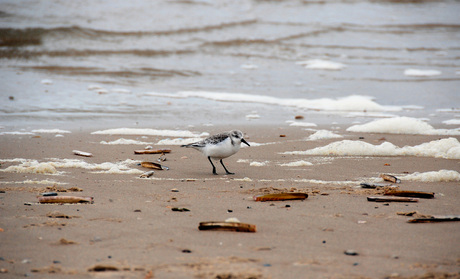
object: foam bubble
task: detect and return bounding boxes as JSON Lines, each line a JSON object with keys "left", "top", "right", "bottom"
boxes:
{"left": 307, "top": 130, "right": 343, "bottom": 141}
{"left": 443, "top": 119, "right": 460, "bottom": 125}
{"left": 241, "top": 64, "right": 258, "bottom": 70}
{"left": 297, "top": 59, "right": 347, "bottom": 70}
{"left": 404, "top": 69, "right": 442, "bottom": 77}
{"left": 289, "top": 122, "right": 317, "bottom": 127}
{"left": 347, "top": 117, "right": 460, "bottom": 135}
{"left": 283, "top": 137, "right": 460, "bottom": 159}
{"left": 250, "top": 161, "right": 269, "bottom": 167}
{"left": 246, "top": 114, "right": 260, "bottom": 119}
{"left": 41, "top": 79, "right": 53, "bottom": 85}
{"left": 100, "top": 138, "right": 153, "bottom": 145}
{"left": 279, "top": 160, "right": 313, "bottom": 167}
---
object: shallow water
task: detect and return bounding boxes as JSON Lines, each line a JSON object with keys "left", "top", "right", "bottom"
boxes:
{"left": 1, "top": 0, "right": 459, "bottom": 130}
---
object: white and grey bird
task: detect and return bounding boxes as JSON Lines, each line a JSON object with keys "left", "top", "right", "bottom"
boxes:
{"left": 181, "top": 130, "right": 250, "bottom": 175}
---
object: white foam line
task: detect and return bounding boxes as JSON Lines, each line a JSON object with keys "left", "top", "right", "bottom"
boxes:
{"left": 399, "top": 170, "right": 460, "bottom": 182}
{"left": 100, "top": 138, "right": 153, "bottom": 145}
{"left": 283, "top": 137, "right": 460, "bottom": 159}
{"left": 31, "top": 129, "right": 71, "bottom": 134}
{"left": 347, "top": 117, "right": 460, "bottom": 135}
{"left": 146, "top": 91, "right": 403, "bottom": 112}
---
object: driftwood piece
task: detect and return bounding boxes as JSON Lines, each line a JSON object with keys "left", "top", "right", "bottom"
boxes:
{"left": 408, "top": 215, "right": 460, "bottom": 223}
{"left": 38, "top": 196, "right": 94, "bottom": 204}
{"left": 134, "top": 149, "right": 171, "bottom": 155}
{"left": 198, "top": 222, "right": 256, "bottom": 232}
{"left": 384, "top": 190, "right": 435, "bottom": 199}
{"left": 253, "top": 193, "right": 308, "bottom": 201}
{"left": 367, "top": 196, "right": 418, "bottom": 202}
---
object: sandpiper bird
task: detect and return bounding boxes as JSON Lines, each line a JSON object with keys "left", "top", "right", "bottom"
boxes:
{"left": 181, "top": 130, "right": 250, "bottom": 175}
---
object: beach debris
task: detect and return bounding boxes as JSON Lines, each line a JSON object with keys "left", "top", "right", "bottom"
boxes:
{"left": 171, "top": 188, "right": 179, "bottom": 192}
{"left": 73, "top": 150, "right": 93, "bottom": 157}
{"left": 139, "top": 171, "right": 154, "bottom": 178}
{"left": 140, "top": 161, "right": 169, "bottom": 170}
{"left": 384, "top": 190, "right": 435, "bottom": 199}
{"left": 182, "top": 249, "right": 192, "bottom": 253}
{"left": 198, "top": 221, "right": 256, "bottom": 233}
{"left": 360, "top": 183, "right": 391, "bottom": 189}
{"left": 279, "top": 134, "right": 286, "bottom": 137}
{"left": 59, "top": 238, "right": 78, "bottom": 245}
{"left": 41, "top": 186, "right": 83, "bottom": 193}
{"left": 171, "top": 207, "right": 190, "bottom": 212}
{"left": 396, "top": 211, "right": 419, "bottom": 216}
{"left": 367, "top": 196, "right": 418, "bottom": 202}
{"left": 38, "top": 196, "right": 94, "bottom": 204}
{"left": 88, "top": 264, "right": 119, "bottom": 272}
{"left": 380, "top": 174, "right": 401, "bottom": 183}
{"left": 158, "top": 153, "right": 167, "bottom": 162}
{"left": 344, "top": 250, "right": 359, "bottom": 256}
{"left": 408, "top": 215, "right": 460, "bottom": 223}
{"left": 46, "top": 211, "right": 73, "bottom": 219}
{"left": 134, "top": 149, "right": 171, "bottom": 155}
{"left": 253, "top": 193, "right": 308, "bottom": 201}
{"left": 41, "top": 192, "right": 58, "bottom": 196}
{"left": 295, "top": 115, "right": 304, "bottom": 120}
{"left": 30, "top": 265, "right": 63, "bottom": 274}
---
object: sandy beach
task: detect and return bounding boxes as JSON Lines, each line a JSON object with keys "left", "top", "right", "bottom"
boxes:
{"left": 0, "top": 125, "right": 459, "bottom": 279}
{"left": 1, "top": 2, "right": 459, "bottom": 277}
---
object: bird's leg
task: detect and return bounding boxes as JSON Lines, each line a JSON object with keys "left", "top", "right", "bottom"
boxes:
{"left": 208, "top": 156, "right": 218, "bottom": 175}
{"left": 220, "top": 159, "right": 235, "bottom": 175}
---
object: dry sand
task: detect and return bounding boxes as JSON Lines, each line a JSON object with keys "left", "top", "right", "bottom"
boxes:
{"left": 0, "top": 125, "right": 459, "bottom": 279}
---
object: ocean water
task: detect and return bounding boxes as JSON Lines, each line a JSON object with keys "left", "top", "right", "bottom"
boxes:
{"left": 1, "top": 0, "right": 459, "bottom": 131}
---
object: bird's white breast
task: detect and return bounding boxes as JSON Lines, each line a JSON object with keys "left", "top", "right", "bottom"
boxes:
{"left": 203, "top": 137, "right": 240, "bottom": 159}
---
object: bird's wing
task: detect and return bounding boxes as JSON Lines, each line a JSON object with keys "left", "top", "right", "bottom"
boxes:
{"left": 204, "top": 132, "right": 229, "bottom": 145}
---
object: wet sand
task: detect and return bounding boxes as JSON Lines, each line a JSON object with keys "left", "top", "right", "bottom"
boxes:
{"left": 0, "top": 125, "right": 459, "bottom": 279}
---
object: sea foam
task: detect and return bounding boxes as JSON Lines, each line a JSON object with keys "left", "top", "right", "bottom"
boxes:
{"left": 31, "top": 129, "right": 71, "bottom": 134}
{"left": 296, "top": 59, "right": 347, "bottom": 70}
{"left": 404, "top": 69, "right": 442, "bottom": 77}
{"left": 146, "top": 91, "right": 403, "bottom": 112}
{"left": 100, "top": 138, "right": 153, "bottom": 145}
{"left": 283, "top": 137, "right": 460, "bottom": 159}
{"left": 347, "top": 117, "right": 460, "bottom": 135}
{"left": 399, "top": 170, "right": 460, "bottom": 182}
{"left": 443, "top": 119, "right": 460, "bottom": 125}
{"left": 1, "top": 158, "right": 142, "bottom": 175}
{"left": 279, "top": 160, "right": 313, "bottom": 167}
{"left": 307, "top": 130, "right": 343, "bottom": 141}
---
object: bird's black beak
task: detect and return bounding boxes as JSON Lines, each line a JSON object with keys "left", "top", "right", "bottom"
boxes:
{"left": 241, "top": 138, "right": 250, "bottom": 146}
